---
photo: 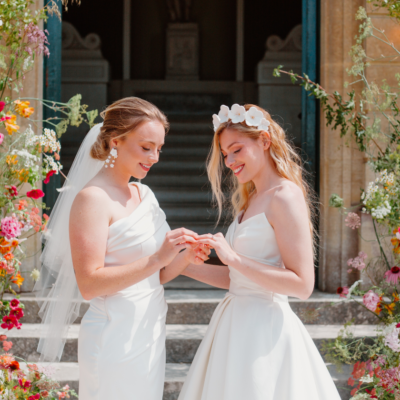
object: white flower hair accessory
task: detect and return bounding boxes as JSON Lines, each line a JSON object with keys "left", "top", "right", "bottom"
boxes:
{"left": 212, "top": 104, "right": 271, "bottom": 133}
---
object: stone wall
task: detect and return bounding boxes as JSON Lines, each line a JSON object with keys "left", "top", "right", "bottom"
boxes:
{"left": 318, "top": 1, "right": 399, "bottom": 292}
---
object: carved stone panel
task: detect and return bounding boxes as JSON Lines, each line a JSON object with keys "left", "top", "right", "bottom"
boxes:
{"left": 166, "top": 23, "right": 199, "bottom": 80}
{"left": 257, "top": 25, "right": 302, "bottom": 146}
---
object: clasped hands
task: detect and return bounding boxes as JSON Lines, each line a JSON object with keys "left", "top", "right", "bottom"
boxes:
{"left": 180, "top": 229, "right": 239, "bottom": 267}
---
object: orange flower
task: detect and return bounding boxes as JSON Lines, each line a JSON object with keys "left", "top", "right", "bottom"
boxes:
{"left": 384, "top": 302, "right": 396, "bottom": 315}
{"left": 6, "top": 155, "right": 17, "bottom": 166}
{"left": 3, "top": 113, "right": 19, "bottom": 135}
{"left": 393, "top": 292, "right": 399, "bottom": 302}
{"left": 15, "top": 169, "right": 29, "bottom": 183}
{"left": 14, "top": 100, "right": 34, "bottom": 118}
{"left": 11, "top": 272, "right": 24, "bottom": 288}
{"left": 10, "top": 240, "right": 18, "bottom": 247}
{"left": 17, "top": 200, "right": 27, "bottom": 211}
{"left": 391, "top": 234, "right": 400, "bottom": 254}
{"left": 3, "top": 253, "right": 13, "bottom": 261}
{"left": 0, "top": 354, "right": 14, "bottom": 369}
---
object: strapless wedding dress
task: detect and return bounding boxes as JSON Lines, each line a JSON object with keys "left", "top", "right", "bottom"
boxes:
{"left": 178, "top": 212, "right": 341, "bottom": 400}
{"left": 78, "top": 183, "right": 169, "bottom": 400}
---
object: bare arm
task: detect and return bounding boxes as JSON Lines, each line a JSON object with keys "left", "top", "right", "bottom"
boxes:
{"left": 159, "top": 244, "right": 211, "bottom": 285}
{"left": 182, "top": 263, "right": 230, "bottom": 289}
{"left": 197, "top": 186, "right": 314, "bottom": 300}
{"left": 70, "top": 188, "right": 196, "bottom": 300}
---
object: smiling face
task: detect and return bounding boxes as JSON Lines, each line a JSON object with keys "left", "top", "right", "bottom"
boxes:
{"left": 110, "top": 120, "right": 166, "bottom": 180}
{"left": 219, "top": 127, "right": 269, "bottom": 184}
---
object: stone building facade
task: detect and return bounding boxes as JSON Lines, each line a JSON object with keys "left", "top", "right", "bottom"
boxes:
{"left": 23, "top": 0, "right": 397, "bottom": 292}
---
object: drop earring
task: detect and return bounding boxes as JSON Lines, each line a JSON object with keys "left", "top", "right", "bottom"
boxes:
{"left": 105, "top": 147, "right": 118, "bottom": 168}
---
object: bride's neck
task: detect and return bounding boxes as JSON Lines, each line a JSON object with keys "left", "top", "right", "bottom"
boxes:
{"left": 97, "top": 166, "right": 132, "bottom": 188}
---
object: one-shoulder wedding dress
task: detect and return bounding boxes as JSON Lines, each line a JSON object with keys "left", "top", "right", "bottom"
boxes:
{"left": 178, "top": 212, "right": 341, "bottom": 400}
{"left": 78, "top": 182, "right": 169, "bottom": 400}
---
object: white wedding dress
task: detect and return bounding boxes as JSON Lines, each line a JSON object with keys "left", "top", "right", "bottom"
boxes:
{"left": 178, "top": 212, "right": 341, "bottom": 400}
{"left": 78, "top": 183, "right": 170, "bottom": 400}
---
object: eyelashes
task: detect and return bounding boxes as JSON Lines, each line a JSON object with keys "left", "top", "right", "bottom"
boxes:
{"left": 142, "top": 147, "right": 162, "bottom": 153}
{"left": 222, "top": 149, "right": 241, "bottom": 159}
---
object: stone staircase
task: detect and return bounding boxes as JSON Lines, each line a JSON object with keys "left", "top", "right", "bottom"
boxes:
{"left": 9, "top": 284, "right": 380, "bottom": 400}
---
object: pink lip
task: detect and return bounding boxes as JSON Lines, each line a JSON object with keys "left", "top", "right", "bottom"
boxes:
{"left": 140, "top": 163, "right": 151, "bottom": 172}
{"left": 233, "top": 164, "right": 244, "bottom": 176}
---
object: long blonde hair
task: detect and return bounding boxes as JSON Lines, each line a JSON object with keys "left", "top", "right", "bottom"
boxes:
{"left": 207, "top": 104, "right": 316, "bottom": 242}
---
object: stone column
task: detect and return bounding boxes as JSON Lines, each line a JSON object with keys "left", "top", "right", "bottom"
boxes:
{"left": 319, "top": 0, "right": 366, "bottom": 292}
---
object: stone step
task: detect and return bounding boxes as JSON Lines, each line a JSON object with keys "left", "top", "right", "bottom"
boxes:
{"left": 163, "top": 205, "right": 219, "bottom": 222}
{"left": 17, "top": 289, "right": 378, "bottom": 325}
{"left": 153, "top": 188, "right": 212, "bottom": 204}
{"left": 150, "top": 161, "right": 206, "bottom": 174}
{"left": 15, "top": 361, "right": 353, "bottom": 400}
{"left": 141, "top": 174, "right": 209, "bottom": 187}
{"left": 164, "top": 134, "right": 213, "bottom": 146}
{"left": 4, "top": 323, "right": 379, "bottom": 363}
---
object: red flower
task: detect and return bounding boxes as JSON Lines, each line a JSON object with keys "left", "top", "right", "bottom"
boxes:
{"left": 9, "top": 360, "right": 20, "bottom": 371}
{"left": 26, "top": 189, "right": 44, "bottom": 199}
{"left": 9, "top": 298, "right": 19, "bottom": 309}
{"left": 10, "top": 307, "right": 24, "bottom": 320}
{"left": 18, "top": 378, "right": 31, "bottom": 390}
{"left": 28, "top": 394, "right": 40, "bottom": 400}
{"left": 366, "top": 388, "right": 377, "bottom": 398}
{"left": 1, "top": 314, "right": 20, "bottom": 330}
{"left": 0, "top": 101, "right": 5, "bottom": 112}
{"left": 44, "top": 170, "right": 56, "bottom": 184}
{"left": 336, "top": 286, "right": 349, "bottom": 298}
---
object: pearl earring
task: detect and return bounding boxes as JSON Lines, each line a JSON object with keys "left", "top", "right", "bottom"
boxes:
{"left": 105, "top": 147, "right": 118, "bottom": 168}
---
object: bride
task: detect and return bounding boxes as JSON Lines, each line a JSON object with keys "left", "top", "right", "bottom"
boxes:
{"left": 34, "top": 97, "right": 209, "bottom": 400}
{"left": 178, "top": 104, "right": 341, "bottom": 399}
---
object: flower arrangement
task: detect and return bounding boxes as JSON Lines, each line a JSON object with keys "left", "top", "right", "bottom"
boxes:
{"left": 0, "top": 0, "right": 96, "bottom": 397}
{"left": 274, "top": 1, "right": 400, "bottom": 398}
{"left": 0, "top": 332, "right": 77, "bottom": 399}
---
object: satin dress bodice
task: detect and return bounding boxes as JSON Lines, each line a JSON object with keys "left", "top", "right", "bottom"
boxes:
{"left": 78, "top": 182, "right": 170, "bottom": 400}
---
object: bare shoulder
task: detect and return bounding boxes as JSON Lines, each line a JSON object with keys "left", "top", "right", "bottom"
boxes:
{"left": 268, "top": 181, "right": 308, "bottom": 218}
{"left": 71, "top": 185, "right": 110, "bottom": 218}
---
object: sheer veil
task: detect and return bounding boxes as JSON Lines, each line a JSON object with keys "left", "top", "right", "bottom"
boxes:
{"left": 34, "top": 123, "right": 104, "bottom": 362}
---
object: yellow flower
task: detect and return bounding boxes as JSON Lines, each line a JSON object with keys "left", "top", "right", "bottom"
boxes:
{"left": 384, "top": 302, "right": 396, "bottom": 315}
{"left": 393, "top": 292, "right": 399, "bottom": 302}
{"left": 3, "top": 113, "right": 19, "bottom": 135}
{"left": 16, "top": 169, "right": 29, "bottom": 183}
{"left": 11, "top": 272, "right": 24, "bottom": 288}
{"left": 14, "top": 100, "right": 34, "bottom": 118}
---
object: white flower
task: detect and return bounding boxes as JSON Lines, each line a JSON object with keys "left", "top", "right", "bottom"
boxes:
{"left": 218, "top": 105, "right": 230, "bottom": 123}
{"left": 30, "top": 268, "right": 40, "bottom": 282}
{"left": 212, "top": 114, "right": 221, "bottom": 131}
{"left": 245, "top": 106, "right": 263, "bottom": 127}
{"left": 347, "top": 279, "right": 362, "bottom": 299}
{"left": 258, "top": 117, "right": 271, "bottom": 132}
{"left": 228, "top": 104, "right": 246, "bottom": 124}
{"left": 110, "top": 148, "right": 118, "bottom": 158}
{"left": 11, "top": 149, "right": 39, "bottom": 167}
{"left": 359, "top": 375, "right": 373, "bottom": 383}
{"left": 384, "top": 323, "right": 400, "bottom": 352}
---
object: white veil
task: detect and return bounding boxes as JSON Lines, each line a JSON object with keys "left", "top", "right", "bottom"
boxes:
{"left": 34, "top": 123, "right": 104, "bottom": 362}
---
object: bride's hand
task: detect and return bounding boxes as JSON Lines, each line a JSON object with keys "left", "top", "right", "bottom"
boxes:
{"left": 155, "top": 228, "right": 198, "bottom": 267}
{"left": 196, "top": 233, "right": 239, "bottom": 266}
{"left": 184, "top": 243, "right": 211, "bottom": 265}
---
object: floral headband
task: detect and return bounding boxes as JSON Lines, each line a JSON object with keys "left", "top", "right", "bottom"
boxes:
{"left": 212, "top": 104, "right": 271, "bottom": 133}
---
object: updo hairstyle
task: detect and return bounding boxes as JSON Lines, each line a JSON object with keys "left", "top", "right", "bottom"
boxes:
{"left": 90, "top": 97, "right": 169, "bottom": 161}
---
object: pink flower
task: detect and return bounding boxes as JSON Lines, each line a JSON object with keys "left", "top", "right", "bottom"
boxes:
{"left": 18, "top": 378, "right": 31, "bottom": 390}
{"left": 22, "top": 23, "right": 49, "bottom": 57}
{"left": 2, "top": 341, "right": 12, "bottom": 352}
{"left": 9, "top": 298, "right": 19, "bottom": 309}
{"left": 1, "top": 216, "right": 21, "bottom": 240}
{"left": 28, "top": 395, "right": 40, "bottom": 400}
{"left": 347, "top": 252, "right": 368, "bottom": 271}
{"left": 0, "top": 133, "right": 4, "bottom": 145}
{"left": 384, "top": 266, "right": 400, "bottom": 285}
{"left": 10, "top": 307, "right": 23, "bottom": 320}
{"left": 345, "top": 212, "right": 361, "bottom": 229}
{"left": 337, "top": 286, "right": 349, "bottom": 298}
{"left": 26, "top": 189, "right": 44, "bottom": 199}
{"left": 44, "top": 170, "right": 56, "bottom": 184}
{"left": 0, "top": 101, "right": 5, "bottom": 112}
{"left": 1, "top": 315, "right": 20, "bottom": 330}
{"left": 0, "top": 335, "right": 7, "bottom": 341}
{"left": 384, "top": 325, "right": 400, "bottom": 352}
{"left": 5, "top": 264, "right": 15, "bottom": 275}
{"left": 363, "top": 290, "right": 380, "bottom": 311}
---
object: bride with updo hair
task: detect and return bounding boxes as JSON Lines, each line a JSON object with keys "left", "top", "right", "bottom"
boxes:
{"left": 35, "top": 97, "right": 210, "bottom": 400}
